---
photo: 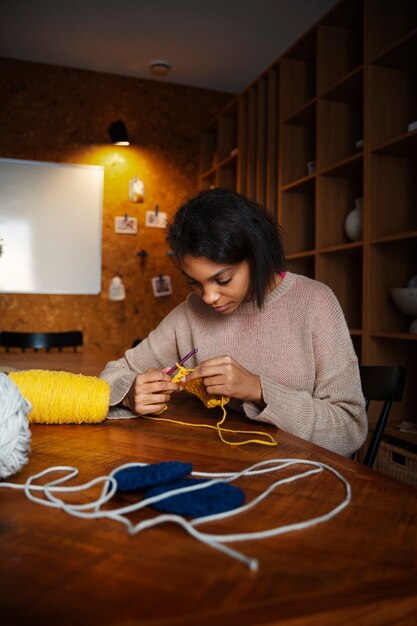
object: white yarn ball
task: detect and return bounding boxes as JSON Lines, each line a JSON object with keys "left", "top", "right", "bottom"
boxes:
{"left": 0, "top": 373, "right": 32, "bottom": 479}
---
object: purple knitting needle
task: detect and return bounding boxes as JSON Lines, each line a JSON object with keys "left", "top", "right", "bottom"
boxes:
{"left": 167, "top": 348, "right": 198, "bottom": 376}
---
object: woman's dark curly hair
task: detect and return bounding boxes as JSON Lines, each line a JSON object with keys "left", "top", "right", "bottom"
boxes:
{"left": 167, "top": 188, "right": 286, "bottom": 308}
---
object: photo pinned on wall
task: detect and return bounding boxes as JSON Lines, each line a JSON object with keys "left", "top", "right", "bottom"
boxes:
{"left": 151, "top": 274, "right": 173, "bottom": 297}
{"left": 145, "top": 205, "right": 167, "bottom": 229}
{"left": 129, "top": 176, "right": 145, "bottom": 203}
{"left": 115, "top": 215, "right": 138, "bottom": 234}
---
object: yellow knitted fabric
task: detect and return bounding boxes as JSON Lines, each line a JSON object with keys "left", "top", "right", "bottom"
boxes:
{"left": 150, "top": 364, "right": 277, "bottom": 447}
{"left": 9, "top": 370, "right": 110, "bottom": 424}
{"left": 171, "top": 365, "right": 230, "bottom": 409}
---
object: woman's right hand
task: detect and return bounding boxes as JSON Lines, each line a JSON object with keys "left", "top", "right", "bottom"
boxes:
{"left": 121, "top": 368, "right": 180, "bottom": 415}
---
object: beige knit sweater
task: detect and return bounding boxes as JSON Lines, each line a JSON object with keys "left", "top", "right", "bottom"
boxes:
{"left": 100, "top": 272, "right": 367, "bottom": 457}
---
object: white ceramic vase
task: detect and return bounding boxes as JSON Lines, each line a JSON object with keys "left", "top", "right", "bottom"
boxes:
{"left": 391, "top": 287, "right": 417, "bottom": 334}
{"left": 345, "top": 197, "right": 363, "bottom": 241}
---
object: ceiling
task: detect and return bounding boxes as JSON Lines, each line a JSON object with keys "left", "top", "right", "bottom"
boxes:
{"left": 0, "top": 0, "right": 336, "bottom": 94}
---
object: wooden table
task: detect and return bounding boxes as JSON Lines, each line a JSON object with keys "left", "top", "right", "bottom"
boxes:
{"left": 1, "top": 354, "right": 417, "bottom": 626}
{"left": 0, "top": 350, "right": 118, "bottom": 376}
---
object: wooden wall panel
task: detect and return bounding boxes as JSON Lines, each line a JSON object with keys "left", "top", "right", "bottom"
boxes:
{"left": 255, "top": 78, "right": 267, "bottom": 206}
{"left": 266, "top": 69, "right": 279, "bottom": 216}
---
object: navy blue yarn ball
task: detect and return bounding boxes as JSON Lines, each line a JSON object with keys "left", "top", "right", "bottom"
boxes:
{"left": 114, "top": 461, "right": 192, "bottom": 492}
{"left": 145, "top": 478, "right": 245, "bottom": 518}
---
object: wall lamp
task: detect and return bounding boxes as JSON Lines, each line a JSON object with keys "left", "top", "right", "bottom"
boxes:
{"left": 108, "top": 120, "right": 130, "bottom": 146}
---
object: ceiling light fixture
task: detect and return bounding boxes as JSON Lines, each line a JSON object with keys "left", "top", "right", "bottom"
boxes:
{"left": 107, "top": 120, "right": 130, "bottom": 146}
{"left": 149, "top": 60, "right": 172, "bottom": 77}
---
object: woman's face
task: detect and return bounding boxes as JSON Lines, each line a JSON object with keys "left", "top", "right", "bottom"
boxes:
{"left": 180, "top": 255, "right": 252, "bottom": 315}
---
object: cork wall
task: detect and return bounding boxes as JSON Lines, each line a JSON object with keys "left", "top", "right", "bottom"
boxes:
{"left": 0, "top": 58, "right": 232, "bottom": 357}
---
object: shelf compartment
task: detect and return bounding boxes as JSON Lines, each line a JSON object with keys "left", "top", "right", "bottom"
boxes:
{"left": 281, "top": 175, "right": 315, "bottom": 194}
{"left": 319, "top": 242, "right": 363, "bottom": 254}
{"left": 237, "top": 93, "right": 247, "bottom": 195}
{"left": 373, "top": 129, "right": 417, "bottom": 159}
{"left": 280, "top": 30, "right": 316, "bottom": 119}
{"left": 265, "top": 67, "right": 280, "bottom": 215}
{"left": 281, "top": 123, "right": 315, "bottom": 185}
{"left": 320, "top": 66, "right": 364, "bottom": 105}
{"left": 240, "top": 74, "right": 279, "bottom": 206}
{"left": 255, "top": 76, "right": 268, "bottom": 206}
{"left": 368, "top": 65, "right": 417, "bottom": 148}
{"left": 283, "top": 98, "right": 316, "bottom": 126}
{"left": 218, "top": 160, "right": 237, "bottom": 191}
{"left": 366, "top": 0, "right": 417, "bottom": 61}
{"left": 286, "top": 253, "right": 315, "bottom": 280}
{"left": 321, "top": 0, "right": 363, "bottom": 31}
{"left": 366, "top": 337, "right": 417, "bottom": 424}
{"left": 281, "top": 182, "right": 315, "bottom": 255}
{"left": 217, "top": 115, "right": 238, "bottom": 163}
{"left": 198, "top": 100, "right": 238, "bottom": 176}
{"left": 317, "top": 168, "right": 363, "bottom": 249}
{"left": 200, "top": 154, "right": 237, "bottom": 190}
{"left": 372, "top": 27, "right": 417, "bottom": 71}
{"left": 316, "top": 247, "right": 363, "bottom": 329}
{"left": 371, "top": 231, "right": 417, "bottom": 245}
{"left": 317, "top": 99, "right": 363, "bottom": 169}
{"left": 200, "top": 153, "right": 237, "bottom": 179}
{"left": 199, "top": 170, "right": 216, "bottom": 190}
{"left": 368, "top": 238, "right": 417, "bottom": 334}
{"left": 199, "top": 123, "right": 216, "bottom": 173}
{"left": 319, "top": 152, "right": 363, "bottom": 177}
{"left": 369, "top": 153, "right": 417, "bottom": 238}
{"left": 370, "top": 331, "right": 417, "bottom": 341}
{"left": 317, "top": 19, "right": 363, "bottom": 95}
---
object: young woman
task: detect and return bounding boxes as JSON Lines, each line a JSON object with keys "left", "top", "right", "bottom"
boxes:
{"left": 100, "top": 188, "right": 367, "bottom": 457}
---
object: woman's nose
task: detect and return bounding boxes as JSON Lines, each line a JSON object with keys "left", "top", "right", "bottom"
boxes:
{"left": 202, "top": 286, "right": 220, "bottom": 305}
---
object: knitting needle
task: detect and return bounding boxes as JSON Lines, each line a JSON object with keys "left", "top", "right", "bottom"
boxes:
{"left": 167, "top": 348, "right": 198, "bottom": 376}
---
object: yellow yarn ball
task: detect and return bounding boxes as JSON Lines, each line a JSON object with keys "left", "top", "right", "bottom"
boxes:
{"left": 9, "top": 370, "right": 110, "bottom": 424}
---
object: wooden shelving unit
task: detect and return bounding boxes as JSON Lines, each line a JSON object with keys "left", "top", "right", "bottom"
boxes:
{"left": 198, "top": 0, "right": 417, "bottom": 470}
{"left": 199, "top": 99, "right": 239, "bottom": 191}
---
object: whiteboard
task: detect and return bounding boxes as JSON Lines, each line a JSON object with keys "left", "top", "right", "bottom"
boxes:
{"left": 0, "top": 158, "right": 104, "bottom": 294}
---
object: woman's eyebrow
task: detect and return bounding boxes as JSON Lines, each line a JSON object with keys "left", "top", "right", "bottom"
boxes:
{"left": 181, "top": 267, "right": 231, "bottom": 281}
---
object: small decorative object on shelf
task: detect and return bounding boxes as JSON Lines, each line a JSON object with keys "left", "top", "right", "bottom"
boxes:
{"left": 344, "top": 197, "right": 363, "bottom": 242}
{"left": 408, "top": 274, "right": 417, "bottom": 288}
{"left": 307, "top": 160, "right": 315, "bottom": 175}
{"left": 355, "top": 138, "right": 364, "bottom": 150}
{"left": 390, "top": 279, "right": 417, "bottom": 333}
{"left": 407, "top": 120, "right": 417, "bottom": 133}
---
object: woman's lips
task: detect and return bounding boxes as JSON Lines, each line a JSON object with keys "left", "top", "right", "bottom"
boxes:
{"left": 213, "top": 302, "right": 232, "bottom": 312}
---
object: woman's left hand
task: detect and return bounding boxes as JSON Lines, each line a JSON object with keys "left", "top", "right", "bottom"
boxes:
{"left": 184, "top": 355, "right": 264, "bottom": 406}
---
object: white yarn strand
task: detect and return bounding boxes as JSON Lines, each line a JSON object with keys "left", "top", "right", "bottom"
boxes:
{"left": 0, "top": 373, "right": 32, "bottom": 479}
{"left": 0, "top": 457, "right": 352, "bottom": 571}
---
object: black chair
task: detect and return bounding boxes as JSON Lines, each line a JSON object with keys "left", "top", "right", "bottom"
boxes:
{"left": 359, "top": 365, "right": 407, "bottom": 468}
{"left": 0, "top": 330, "right": 83, "bottom": 353}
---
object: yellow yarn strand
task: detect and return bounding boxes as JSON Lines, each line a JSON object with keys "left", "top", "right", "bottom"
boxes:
{"left": 149, "top": 364, "right": 277, "bottom": 447}
{"left": 9, "top": 370, "right": 110, "bottom": 424}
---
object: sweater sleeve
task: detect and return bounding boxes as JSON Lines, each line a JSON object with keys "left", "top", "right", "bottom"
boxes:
{"left": 243, "top": 287, "right": 368, "bottom": 457}
{"left": 99, "top": 301, "right": 194, "bottom": 417}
